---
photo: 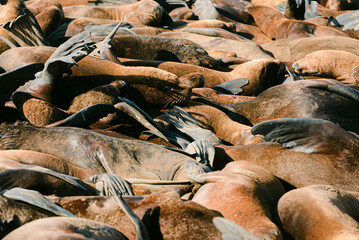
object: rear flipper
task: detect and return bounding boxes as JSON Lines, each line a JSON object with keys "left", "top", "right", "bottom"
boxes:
{"left": 3, "top": 187, "right": 77, "bottom": 217}
{"left": 90, "top": 173, "right": 134, "bottom": 197}
{"left": 213, "top": 217, "right": 259, "bottom": 240}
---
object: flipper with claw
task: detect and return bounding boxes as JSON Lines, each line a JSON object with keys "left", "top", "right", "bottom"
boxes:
{"left": 46, "top": 103, "right": 116, "bottom": 128}
{"left": 3, "top": 187, "right": 77, "bottom": 217}
{"left": 213, "top": 217, "right": 259, "bottom": 240}
{"left": 211, "top": 78, "right": 249, "bottom": 95}
{"left": 91, "top": 173, "right": 134, "bottom": 197}
{"left": 164, "top": 105, "right": 222, "bottom": 145}
{"left": 1, "top": 1, "right": 48, "bottom": 47}
{"left": 88, "top": 23, "right": 125, "bottom": 64}
{"left": 251, "top": 118, "right": 359, "bottom": 156}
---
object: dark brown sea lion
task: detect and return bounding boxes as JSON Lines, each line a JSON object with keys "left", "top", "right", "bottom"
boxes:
{"left": 192, "top": 161, "right": 285, "bottom": 239}
{"left": 246, "top": 4, "right": 348, "bottom": 40}
{"left": 48, "top": 189, "right": 222, "bottom": 239}
{"left": 278, "top": 185, "right": 359, "bottom": 239}
{"left": 292, "top": 50, "right": 359, "bottom": 84}
{"left": 214, "top": 79, "right": 359, "bottom": 133}
{"left": 63, "top": 0, "right": 172, "bottom": 27}
{"left": 3, "top": 216, "right": 128, "bottom": 240}
{"left": 262, "top": 36, "right": 359, "bottom": 62}
{"left": 213, "top": 117, "right": 359, "bottom": 191}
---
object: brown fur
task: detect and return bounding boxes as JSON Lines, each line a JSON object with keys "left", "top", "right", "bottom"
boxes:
{"left": 293, "top": 50, "right": 359, "bottom": 84}
{"left": 262, "top": 36, "right": 359, "bottom": 62}
{"left": 48, "top": 189, "right": 222, "bottom": 240}
{"left": 246, "top": 5, "right": 348, "bottom": 40}
{"left": 192, "top": 161, "right": 285, "bottom": 239}
{"left": 278, "top": 185, "right": 359, "bottom": 239}
{"left": 63, "top": 0, "right": 171, "bottom": 27}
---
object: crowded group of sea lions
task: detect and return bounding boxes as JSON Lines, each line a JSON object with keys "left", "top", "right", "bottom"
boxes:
{"left": 0, "top": 0, "right": 358, "bottom": 239}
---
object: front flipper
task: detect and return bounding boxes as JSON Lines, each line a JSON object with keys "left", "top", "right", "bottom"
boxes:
{"left": 251, "top": 118, "right": 359, "bottom": 156}
{"left": 3, "top": 187, "right": 77, "bottom": 217}
{"left": 46, "top": 104, "right": 116, "bottom": 128}
{"left": 164, "top": 105, "right": 222, "bottom": 145}
{"left": 213, "top": 217, "right": 259, "bottom": 240}
{"left": 211, "top": 78, "right": 249, "bottom": 95}
{"left": 91, "top": 173, "right": 134, "bottom": 197}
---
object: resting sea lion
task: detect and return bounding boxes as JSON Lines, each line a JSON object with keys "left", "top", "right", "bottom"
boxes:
{"left": 48, "top": 189, "right": 222, "bottom": 239}
{"left": 278, "top": 185, "right": 359, "bottom": 239}
{"left": 192, "top": 161, "right": 285, "bottom": 239}
{"left": 292, "top": 50, "right": 359, "bottom": 84}
{"left": 63, "top": 0, "right": 172, "bottom": 27}
{"left": 246, "top": 4, "right": 348, "bottom": 40}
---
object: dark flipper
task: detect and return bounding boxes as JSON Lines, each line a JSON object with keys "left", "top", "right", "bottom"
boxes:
{"left": 1, "top": 2, "right": 48, "bottom": 46}
{"left": 90, "top": 173, "right": 134, "bottom": 197}
{"left": 211, "top": 78, "right": 249, "bottom": 95}
{"left": 46, "top": 104, "right": 116, "bottom": 128}
{"left": 213, "top": 217, "right": 259, "bottom": 240}
{"left": 0, "top": 63, "right": 43, "bottom": 105}
{"left": 184, "top": 139, "right": 215, "bottom": 168}
{"left": 164, "top": 105, "right": 222, "bottom": 145}
{"left": 0, "top": 215, "right": 22, "bottom": 239}
{"left": 3, "top": 188, "right": 77, "bottom": 217}
{"left": 251, "top": 117, "right": 359, "bottom": 155}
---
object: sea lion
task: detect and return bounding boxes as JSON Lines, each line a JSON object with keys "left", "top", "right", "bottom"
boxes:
{"left": 48, "top": 189, "right": 222, "bottom": 239}
{"left": 169, "top": 7, "right": 196, "bottom": 21}
{"left": 3, "top": 216, "right": 128, "bottom": 240}
{"left": 277, "top": 185, "right": 359, "bottom": 239}
{"left": 292, "top": 50, "right": 359, "bottom": 84}
{"left": 192, "top": 161, "right": 285, "bottom": 239}
{"left": 0, "top": 124, "right": 205, "bottom": 182}
{"left": 158, "top": 31, "right": 274, "bottom": 60}
{"left": 213, "top": 117, "right": 359, "bottom": 191}
{"left": 120, "top": 58, "right": 284, "bottom": 95}
{"left": 63, "top": 0, "right": 173, "bottom": 27}
{"left": 262, "top": 36, "right": 359, "bottom": 62}
{"left": 246, "top": 4, "right": 348, "bottom": 40}
{"left": 212, "top": 79, "right": 359, "bottom": 133}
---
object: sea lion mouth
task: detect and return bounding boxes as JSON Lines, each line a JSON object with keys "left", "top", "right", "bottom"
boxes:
{"left": 163, "top": 84, "right": 192, "bottom": 108}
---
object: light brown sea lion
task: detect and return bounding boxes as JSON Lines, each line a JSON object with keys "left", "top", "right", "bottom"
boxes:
{"left": 278, "top": 185, "right": 359, "bottom": 239}
{"left": 262, "top": 36, "right": 359, "bottom": 62}
{"left": 63, "top": 0, "right": 173, "bottom": 27}
{"left": 171, "top": 19, "right": 236, "bottom": 31}
{"left": 48, "top": 189, "right": 222, "bottom": 239}
{"left": 158, "top": 31, "right": 274, "bottom": 60}
{"left": 3, "top": 216, "right": 128, "bottom": 240}
{"left": 192, "top": 161, "right": 285, "bottom": 239}
{"left": 120, "top": 58, "right": 285, "bottom": 95}
{"left": 192, "top": 88, "right": 255, "bottom": 104}
{"left": 234, "top": 22, "right": 273, "bottom": 45}
{"left": 246, "top": 4, "right": 348, "bottom": 40}
{"left": 26, "top": 0, "right": 65, "bottom": 37}
{"left": 169, "top": 7, "right": 196, "bottom": 21}
{"left": 292, "top": 50, "right": 359, "bottom": 84}
{"left": 212, "top": 118, "right": 359, "bottom": 191}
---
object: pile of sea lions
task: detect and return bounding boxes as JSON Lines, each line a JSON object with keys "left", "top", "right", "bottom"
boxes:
{"left": 0, "top": 0, "right": 358, "bottom": 239}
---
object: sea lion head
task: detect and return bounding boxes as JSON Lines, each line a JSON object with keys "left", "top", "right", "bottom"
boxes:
{"left": 136, "top": 0, "right": 173, "bottom": 27}
{"left": 128, "top": 80, "right": 192, "bottom": 109}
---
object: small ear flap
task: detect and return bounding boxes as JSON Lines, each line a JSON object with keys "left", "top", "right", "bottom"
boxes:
{"left": 213, "top": 217, "right": 259, "bottom": 240}
{"left": 211, "top": 78, "right": 249, "bottom": 95}
{"left": 3, "top": 187, "right": 77, "bottom": 217}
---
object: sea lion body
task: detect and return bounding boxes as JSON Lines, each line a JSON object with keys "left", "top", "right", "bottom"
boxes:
{"left": 278, "top": 185, "right": 359, "bottom": 239}
{"left": 293, "top": 50, "right": 359, "bottom": 84}
{"left": 192, "top": 161, "right": 285, "bottom": 239}
{"left": 48, "top": 190, "right": 222, "bottom": 239}
{"left": 0, "top": 125, "right": 195, "bottom": 181}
